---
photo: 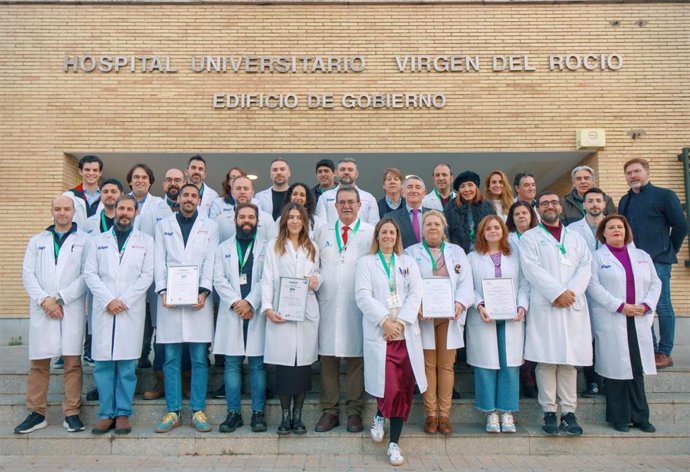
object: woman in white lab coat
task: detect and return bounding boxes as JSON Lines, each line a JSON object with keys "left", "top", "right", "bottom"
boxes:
{"left": 261, "top": 202, "right": 320, "bottom": 435}
{"left": 275, "top": 182, "right": 325, "bottom": 239}
{"left": 406, "top": 210, "right": 473, "bottom": 435}
{"left": 355, "top": 218, "right": 425, "bottom": 467}
{"left": 587, "top": 215, "right": 661, "bottom": 433}
{"left": 467, "top": 215, "right": 529, "bottom": 434}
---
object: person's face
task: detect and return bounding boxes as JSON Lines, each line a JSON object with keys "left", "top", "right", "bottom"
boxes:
{"left": 383, "top": 173, "right": 402, "bottom": 196}
{"left": 483, "top": 219, "right": 503, "bottom": 244}
{"left": 433, "top": 165, "right": 452, "bottom": 192}
{"left": 186, "top": 159, "right": 207, "bottom": 185}
{"left": 537, "top": 195, "right": 562, "bottom": 224}
{"left": 335, "top": 191, "right": 361, "bottom": 223}
{"left": 179, "top": 186, "right": 200, "bottom": 214}
{"left": 316, "top": 166, "right": 335, "bottom": 187}
{"left": 290, "top": 186, "right": 308, "bottom": 206}
{"left": 229, "top": 169, "right": 244, "bottom": 182}
{"left": 603, "top": 218, "right": 627, "bottom": 247}
{"left": 512, "top": 206, "right": 532, "bottom": 232}
{"left": 52, "top": 196, "right": 75, "bottom": 228}
{"left": 130, "top": 167, "right": 151, "bottom": 196}
{"left": 488, "top": 173, "right": 504, "bottom": 197}
{"left": 163, "top": 169, "right": 184, "bottom": 197}
{"left": 337, "top": 162, "right": 359, "bottom": 186}
{"left": 286, "top": 209, "right": 303, "bottom": 236}
{"left": 100, "top": 184, "right": 122, "bottom": 209}
{"left": 459, "top": 181, "right": 477, "bottom": 201}
{"left": 115, "top": 200, "right": 137, "bottom": 229}
{"left": 625, "top": 163, "right": 650, "bottom": 190}
{"left": 403, "top": 179, "right": 425, "bottom": 206}
{"left": 236, "top": 207, "right": 258, "bottom": 233}
{"left": 377, "top": 222, "right": 398, "bottom": 252}
{"left": 584, "top": 193, "right": 604, "bottom": 218}
{"left": 231, "top": 177, "right": 255, "bottom": 204}
{"left": 80, "top": 162, "right": 102, "bottom": 186}
{"left": 573, "top": 170, "right": 593, "bottom": 196}
{"left": 516, "top": 176, "right": 537, "bottom": 201}
{"left": 271, "top": 160, "right": 291, "bottom": 186}
{"left": 422, "top": 215, "right": 445, "bottom": 244}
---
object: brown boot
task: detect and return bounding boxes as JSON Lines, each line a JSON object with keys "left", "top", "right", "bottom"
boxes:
{"left": 114, "top": 416, "right": 131, "bottom": 435}
{"left": 424, "top": 416, "right": 438, "bottom": 434}
{"left": 91, "top": 418, "right": 115, "bottom": 435}
{"left": 182, "top": 370, "right": 191, "bottom": 399}
{"left": 143, "top": 371, "right": 165, "bottom": 400}
{"left": 438, "top": 417, "right": 452, "bottom": 435}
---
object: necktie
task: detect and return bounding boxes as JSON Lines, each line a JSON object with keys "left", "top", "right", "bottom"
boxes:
{"left": 412, "top": 209, "right": 421, "bottom": 243}
{"left": 342, "top": 225, "right": 350, "bottom": 246}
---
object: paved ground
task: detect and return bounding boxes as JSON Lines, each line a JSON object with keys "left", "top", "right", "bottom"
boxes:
{"left": 1, "top": 455, "right": 689, "bottom": 472}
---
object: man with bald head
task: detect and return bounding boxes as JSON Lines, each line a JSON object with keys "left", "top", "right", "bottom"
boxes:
{"left": 16, "top": 196, "right": 89, "bottom": 434}
{"left": 215, "top": 176, "right": 277, "bottom": 243}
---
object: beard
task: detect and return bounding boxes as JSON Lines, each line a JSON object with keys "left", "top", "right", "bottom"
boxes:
{"left": 115, "top": 220, "right": 133, "bottom": 232}
{"left": 236, "top": 223, "right": 258, "bottom": 240}
{"left": 540, "top": 212, "right": 560, "bottom": 225}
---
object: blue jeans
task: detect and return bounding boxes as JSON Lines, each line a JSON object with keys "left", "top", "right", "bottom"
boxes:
{"left": 474, "top": 321, "right": 520, "bottom": 412}
{"left": 224, "top": 355, "right": 266, "bottom": 413}
{"left": 653, "top": 262, "right": 676, "bottom": 356}
{"left": 163, "top": 343, "right": 208, "bottom": 412}
{"left": 153, "top": 335, "right": 190, "bottom": 372}
{"left": 94, "top": 360, "right": 137, "bottom": 418}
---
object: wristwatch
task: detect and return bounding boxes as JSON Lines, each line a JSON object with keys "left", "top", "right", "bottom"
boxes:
{"left": 56, "top": 295, "right": 65, "bottom": 306}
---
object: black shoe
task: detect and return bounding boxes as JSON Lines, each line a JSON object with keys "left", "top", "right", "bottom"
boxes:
{"left": 581, "top": 383, "right": 600, "bottom": 398}
{"left": 613, "top": 423, "right": 630, "bottom": 432}
{"left": 86, "top": 388, "right": 99, "bottom": 401}
{"left": 559, "top": 412, "right": 583, "bottom": 436}
{"left": 83, "top": 354, "right": 94, "bottom": 367}
{"left": 251, "top": 411, "right": 267, "bottom": 432}
{"left": 292, "top": 408, "right": 306, "bottom": 434}
{"left": 277, "top": 409, "right": 291, "bottom": 435}
{"left": 219, "top": 411, "right": 243, "bottom": 433}
{"left": 542, "top": 412, "right": 559, "bottom": 436}
{"left": 522, "top": 384, "right": 538, "bottom": 398}
{"left": 63, "top": 415, "right": 85, "bottom": 432}
{"left": 212, "top": 384, "right": 226, "bottom": 399}
{"left": 632, "top": 421, "right": 656, "bottom": 433}
{"left": 452, "top": 388, "right": 461, "bottom": 400}
{"left": 14, "top": 412, "right": 47, "bottom": 434}
{"left": 138, "top": 357, "right": 152, "bottom": 369}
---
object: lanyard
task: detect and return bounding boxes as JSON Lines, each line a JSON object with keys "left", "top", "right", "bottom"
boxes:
{"left": 377, "top": 250, "right": 396, "bottom": 294}
{"left": 100, "top": 210, "right": 109, "bottom": 233}
{"left": 53, "top": 238, "right": 61, "bottom": 263}
{"left": 335, "top": 219, "right": 361, "bottom": 254}
{"left": 422, "top": 240, "right": 445, "bottom": 272}
{"left": 516, "top": 231, "right": 522, "bottom": 239}
{"left": 434, "top": 188, "right": 455, "bottom": 203}
{"left": 198, "top": 183, "right": 205, "bottom": 200}
{"left": 538, "top": 223, "right": 567, "bottom": 255}
{"left": 113, "top": 228, "right": 132, "bottom": 262}
{"left": 236, "top": 237, "right": 255, "bottom": 272}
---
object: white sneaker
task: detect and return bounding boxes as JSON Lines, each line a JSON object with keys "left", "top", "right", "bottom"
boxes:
{"left": 486, "top": 411, "right": 500, "bottom": 433}
{"left": 370, "top": 415, "right": 385, "bottom": 442}
{"left": 501, "top": 412, "right": 516, "bottom": 433}
{"left": 387, "top": 442, "right": 405, "bottom": 466}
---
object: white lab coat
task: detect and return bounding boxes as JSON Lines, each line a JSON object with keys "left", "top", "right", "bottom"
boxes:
{"left": 355, "top": 253, "right": 427, "bottom": 398}
{"left": 254, "top": 187, "right": 277, "bottom": 219}
{"left": 277, "top": 213, "right": 325, "bottom": 240}
{"left": 84, "top": 229, "right": 154, "bottom": 361}
{"left": 215, "top": 208, "right": 277, "bottom": 243}
{"left": 316, "top": 219, "right": 374, "bottom": 357}
{"left": 199, "top": 183, "right": 219, "bottom": 218}
{"left": 261, "top": 239, "right": 321, "bottom": 366}
{"left": 63, "top": 190, "right": 104, "bottom": 230}
{"left": 587, "top": 245, "right": 661, "bottom": 380}
{"left": 567, "top": 218, "right": 599, "bottom": 254}
{"left": 316, "top": 185, "right": 380, "bottom": 226}
{"left": 82, "top": 210, "right": 110, "bottom": 236}
{"left": 421, "top": 190, "right": 457, "bottom": 212}
{"left": 154, "top": 213, "right": 219, "bottom": 343}
{"left": 213, "top": 237, "right": 267, "bottom": 356}
{"left": 520, "top": 225, "right": 593, "bottom": 365}
{"left": 466, "top": 250, "right": 530, "bottom": 369}
{"left": 508, "top": 232, "right": 521, "bottom": 251}
{"left": 22, "top": 228, "right": 88, "bottom": 360}
{"left": 136, "top": 198, "right": 174, "bottom": 238}
{"left": 406, "top": 242, "right": 474, "bottom": 350}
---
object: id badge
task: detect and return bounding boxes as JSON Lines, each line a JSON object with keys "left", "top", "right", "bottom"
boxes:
{"left": 239, "top": 273, "right": 248, "bottom": 285}
{"left": 560, "top": 255, "right": 572, "bottom": 267}
{"left": 387, "top": 294, "right": 401, "bottom": 309}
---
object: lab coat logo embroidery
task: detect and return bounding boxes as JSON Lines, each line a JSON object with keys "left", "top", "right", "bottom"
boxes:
{"left": 600, "top": 264, "right": 611, "bottom": 269}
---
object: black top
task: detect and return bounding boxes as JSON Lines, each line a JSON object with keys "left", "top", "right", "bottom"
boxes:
{"left": 271, "top": 190, "right": 287, "bottom": 220}
{"left": 176, "top": 210, "right": 198, "bottom": 247}
{"left": 47, "top": 223, "right": 78, "bottom": 262}
{"left": 114, "top": 228, "right": 133, "bottom": 252}
{"left": 237, "top": 236, "right": 255, "bottom": 299}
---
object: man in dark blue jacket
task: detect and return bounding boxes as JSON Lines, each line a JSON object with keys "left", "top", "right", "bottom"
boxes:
{"left": 618, "top": 158, "right": 688, "bottom": 369}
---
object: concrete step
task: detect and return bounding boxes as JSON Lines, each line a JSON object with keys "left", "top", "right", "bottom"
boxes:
{"left": 4, "top": 392, "right": 689, "bottom": 428}
{"left": 1, "top": 422, "right": 689, "bottom": 456}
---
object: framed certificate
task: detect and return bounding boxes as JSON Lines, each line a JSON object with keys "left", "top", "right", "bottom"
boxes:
{"left": 166, "top": 265, "right": 200, "bottom": 306}
{"left": 277, "top": 276, "right": 309, "bottom": 322}
{"left": 422, "top": 277, "right": 455, "bottom": 319}
{"left": 482, "top": 278, "right": 517, "bottom": 320}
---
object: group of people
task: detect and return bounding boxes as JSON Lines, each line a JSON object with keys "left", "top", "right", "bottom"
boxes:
{"left": 15, "top": 153, "right": 687, "bottom": 467}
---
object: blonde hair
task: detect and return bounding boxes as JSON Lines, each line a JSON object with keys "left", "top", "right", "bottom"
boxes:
{"left": 274, "top": 203, "right": 316, "bottom": 262}
{"left": 369, "top": 218, "right": 404, "bottom": 256}
{"left": 483, "top": 170, "right": 514, "bottom": 215}
{"left": 422, "top": 210, "right": 448, "bottom": 242}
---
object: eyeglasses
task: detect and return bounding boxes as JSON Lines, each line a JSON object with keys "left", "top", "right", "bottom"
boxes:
{"left": 538, "top": 200, "right": 561, "bottom": 208}
{"left": 336, "top": 200, "right": 358, "bottom": 206}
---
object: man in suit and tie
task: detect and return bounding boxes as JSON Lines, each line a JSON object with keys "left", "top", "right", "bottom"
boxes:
{"left": 384, "top": 175, "right": 428, "bottom": 249}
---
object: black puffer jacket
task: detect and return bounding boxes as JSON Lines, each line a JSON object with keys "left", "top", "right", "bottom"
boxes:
{"left": 444, "top": 199, "right": 496, "bottom": 253}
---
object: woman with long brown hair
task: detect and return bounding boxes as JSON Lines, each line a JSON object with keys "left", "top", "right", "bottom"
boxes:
{"left": 483, "top": 170, "right": 514, "bottom": 222}
{"left": 261, "top": 203, "right": 320, "bottom": 435}
{"left": 445, "top": 171, "right": 496, "bottom": 253}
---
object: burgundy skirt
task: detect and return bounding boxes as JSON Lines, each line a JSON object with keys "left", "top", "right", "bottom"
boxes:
{"left": 377, "top": 340, "right": 415, "bottom": 421}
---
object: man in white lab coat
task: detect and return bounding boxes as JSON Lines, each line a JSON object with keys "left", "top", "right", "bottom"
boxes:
{"left": 316, "top": 158, "right": 379, "bottom": 226}
{"left": 216, "top": 176, "right": 277, "bottom": 243}
{"left": 520, "top": 191, "right": 592, "bottom": 437}
{"left": 314, "top": 187, "right": 375, "bottom": 433}
{"left": 185, "top": 155, "right": 219, "bottom": 217}
{"left": 15, "top": 196, "right": 88, "bottom": 435}
{"left": 254, "top": 158, "right": 291, "bottom": 220}
{"left": 84, "top": 195, "right": 154, "bottom": 435}
{"left": 63, "top": 155, "right": 104, "bottom": 229}
{"left": 154, "top": 184, "right": 219, "bottom": 433}
{"left": 421, "top": 163, "right": 456, "bottom": 211}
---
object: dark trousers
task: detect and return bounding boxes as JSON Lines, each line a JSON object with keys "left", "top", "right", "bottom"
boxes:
{"left": 141, "top": 303, "right": 153, "bottom": 361}
{"left": 319, "top": 356, "right": 365, "bottom": 416}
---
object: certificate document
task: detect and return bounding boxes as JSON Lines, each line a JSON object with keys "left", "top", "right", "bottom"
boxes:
{"left": 277, "top": 277, "right": 309, "bottom": 322}
{"left": 482, "top": 278, "right": 517, "bottom": 320}
{"left": 167, "top": 265, "right": 200, "bottom": 306}
{"left": 422, "top": 277, "right": 455, "bottom": 318}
